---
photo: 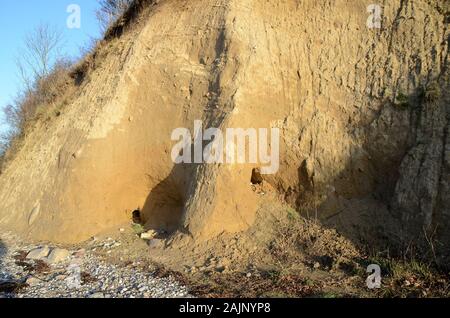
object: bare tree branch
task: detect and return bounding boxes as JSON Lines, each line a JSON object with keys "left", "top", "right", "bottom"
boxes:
{"left": 17, "top": 23, "right": 63, "bottom": 86}
{"left": 96, "top": 0, "right": 133, "bottom": 33}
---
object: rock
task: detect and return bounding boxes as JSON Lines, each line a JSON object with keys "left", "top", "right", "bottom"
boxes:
{"left": 140, "top": 230, "right": 158, "bottom": 240}
{"left": 25, "top": 276, "right": 41, "bottom": 287}
{"left": 215, "top": 266, "right": 226, "bottom": 273}
{"left": 45, "top": 248, "right": 70, "bottom": 264}
{"left": 26, "top": 246, "right": 50, "bottom": 260}
{"left": 313, "top": 262, "right": 321, "bottom": 269}
{"left": 89, "top": 292, "right": 105, "bottom": 298}
{"left": 73, "top": 249, "right": 86, "bottom": 258}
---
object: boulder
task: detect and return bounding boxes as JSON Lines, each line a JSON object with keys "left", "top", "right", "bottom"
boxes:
{"left": 45, "top": 248, "right": 70, "bottom": 264}
{"left": 26, "top": 246, "right": 50, "bottom": 260}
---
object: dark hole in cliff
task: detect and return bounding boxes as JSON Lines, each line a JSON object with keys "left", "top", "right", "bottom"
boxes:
{"left": 70, "top": 66, "right": 87, "bottom": 86}
{"left": 251, "top": 168, "right": 264, "bottom": 185}
{"left": 132, "top": 209, "right": 142, "bottom": 224}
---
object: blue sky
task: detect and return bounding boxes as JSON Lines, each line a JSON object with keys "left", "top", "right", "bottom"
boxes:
{"left": 0, "top": 0, "right": 102, "bottom": 133}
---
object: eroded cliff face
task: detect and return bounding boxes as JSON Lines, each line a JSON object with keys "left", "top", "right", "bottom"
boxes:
{"left": 0, "top": 0, "right": 448, "bottom": 261}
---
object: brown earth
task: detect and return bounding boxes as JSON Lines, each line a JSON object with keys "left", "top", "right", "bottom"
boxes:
{"left": 0, "top": 0, "right": 449, "bottom": 275}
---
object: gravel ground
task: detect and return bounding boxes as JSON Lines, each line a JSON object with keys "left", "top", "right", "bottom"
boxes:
{"left": 0, "top": 234, "right": 190, "bottom": 298}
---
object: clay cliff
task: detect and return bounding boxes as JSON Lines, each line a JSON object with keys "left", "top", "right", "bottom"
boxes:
{"left": 0, "top": 0, "right": 448, "bottom": 264}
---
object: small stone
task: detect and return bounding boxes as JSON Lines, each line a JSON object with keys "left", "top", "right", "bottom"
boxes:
{"left": 215, "top": 266, "right": 226, "bottom": 273}
{"left": 26, "top": 246, "right": 50, "bottom": 260}
{"left": 246, "top": 273, "right": 252, "bottom": 278}
{"left": 26, "top": 276, "right": 41, "bottom": 287}
{"left": 73, "top": 249, "right": 86, "bottom": 258}
{"left": 119, "top": 228, "right": 125, "bottom": 232}
{"left": 46, "top": 248, "right": 70, "bottom": 264}
{"left": 313, "top": 262, "right": 321, "bottom": 269}
{"left": 140, "top": 230, "right": 158, "bottom": 240}
{"left": 89, "top": 292, "right": 105, "bottom": 298}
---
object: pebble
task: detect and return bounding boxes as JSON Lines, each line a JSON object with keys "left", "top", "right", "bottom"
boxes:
{"left": 140, "top": 230, "right": 158, "bottom": 240}
{"left": 0, "top": 235, "right": 191, "bottom": 299}
{"left": 25, "top": 277, "right": 41, "bottom": 287}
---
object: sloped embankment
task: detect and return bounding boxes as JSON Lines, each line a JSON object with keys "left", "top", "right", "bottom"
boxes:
{"left": 0, "top": 0, "right": 448, "bottom": 263}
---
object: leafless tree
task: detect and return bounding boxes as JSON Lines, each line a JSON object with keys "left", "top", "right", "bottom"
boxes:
{"left": 1, "top": 23, "right": 66, "bottom": 156}
{"left": 16, "top": 24, "right": 64, "bottom": 90}
{"left": 96, "top": 0, "right": 133, "bottom": 33}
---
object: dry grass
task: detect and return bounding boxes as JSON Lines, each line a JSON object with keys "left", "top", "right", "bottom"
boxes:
{"left": 188, "top": 272, "right": 322, "bottom": 298}
{"left": 0, "top": 0, "right": 157, "bottom": 171}
{"left": 189, "top": 208, "right": 448, "bottom": 298}
{"left": 364, "top": 255, "right": 450, "bottom": 298}
{"left": 1, "top": 60, "right": 75, "bottom": 168}
{"left": 80, "top": 271, "right": 98, "bottom": 285}
{"left": 103, "top": 0, "right": 157, "bottom": 40}
{"left": 0, "top": 280, "right": 28, "bottom": 294}
{"left": 151, "top": 262, "right": 321, "bottom": 298}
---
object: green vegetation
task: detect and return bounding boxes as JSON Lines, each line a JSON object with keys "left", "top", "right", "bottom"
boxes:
{"left": 394, "top": 91, "right": 409, "bottom": 108}
{"left": 131, "top": 223, "right": 145, "bottom": 235}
